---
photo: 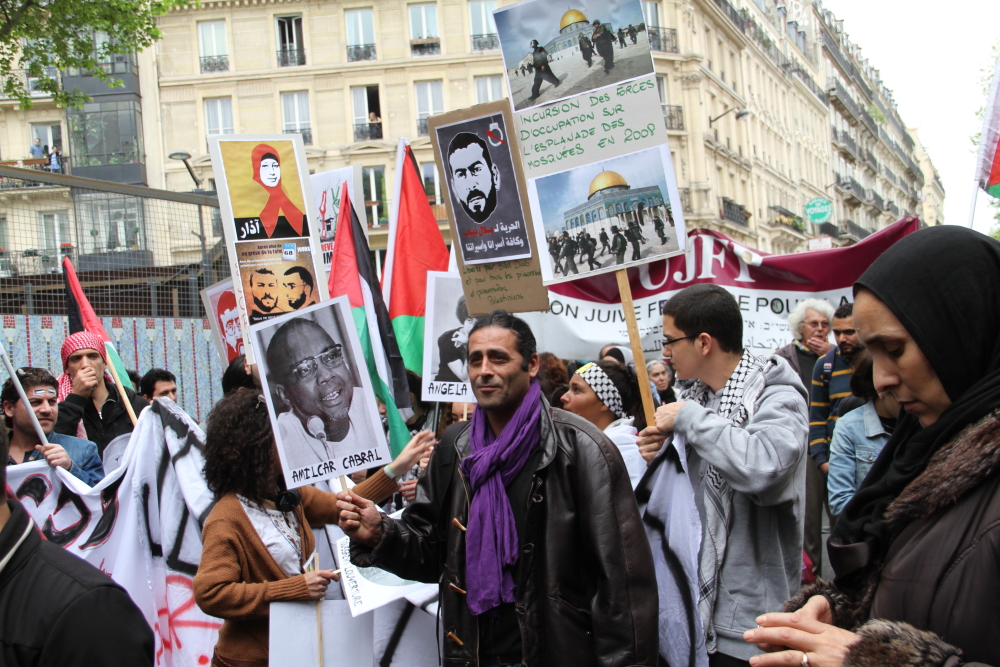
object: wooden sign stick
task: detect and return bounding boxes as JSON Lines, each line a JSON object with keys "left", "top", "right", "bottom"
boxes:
{"left": 105, "top": 359, "right": 139, "bottom": 426}
{"left": 615, "top": 269, "right": 656, "bottom": 427}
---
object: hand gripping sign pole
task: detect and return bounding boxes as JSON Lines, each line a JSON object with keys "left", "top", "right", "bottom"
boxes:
{"left": 0, "top": 340, "right": 51, "bottom": 447}
{"left": 105, "top": 354, "right": 139, "bottom": 426}
{"left": 615, "top": 270, "right": 657, "bottom": 428}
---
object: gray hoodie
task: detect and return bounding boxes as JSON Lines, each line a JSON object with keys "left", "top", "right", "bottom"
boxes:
{"left": 673, "top": 355, "right": 808, "bottom": 660}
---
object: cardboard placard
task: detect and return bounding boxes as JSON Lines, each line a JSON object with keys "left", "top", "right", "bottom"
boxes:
{"left": 269, "top": 601, "right": 374, "bottom": 667}
{"left": 251, "top": 296, "right": 391, "bottom": 488}
{"left": 200, "top": 277, "right": 244, "bottom": 365}
{"left": 311, "top": 165, "right": 365, "bottom": 272}
{"left": 428, "top": 100, "right": 549, "bottom": 315}
{"left": 208, "top": 134, "right": 330, "bottom": 363}
{"left": 421, "top": 271, "right": 477, "bottom": 401}
{"left": 335, "top": 535, "right": 437, "bottom": 617}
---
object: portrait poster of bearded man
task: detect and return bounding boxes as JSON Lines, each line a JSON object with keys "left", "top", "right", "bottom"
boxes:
{"left": 434, "top": 113, "right": 533, "bottom": 264}
{"left": 201, "top": 278, "right": 246, "bottom": 364}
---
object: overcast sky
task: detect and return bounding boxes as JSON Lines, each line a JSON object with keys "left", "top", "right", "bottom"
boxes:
{"left": 822, "top": 0, "right": 1000, "bottom": 234}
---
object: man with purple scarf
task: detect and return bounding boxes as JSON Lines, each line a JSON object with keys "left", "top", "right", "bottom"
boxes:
{"left": 339, "top": 310, "right": 657, "bottom": 667}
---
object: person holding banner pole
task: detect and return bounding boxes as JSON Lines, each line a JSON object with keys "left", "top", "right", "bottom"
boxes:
{"left": 194, "top": 390, "right": 434, "bottom": 667}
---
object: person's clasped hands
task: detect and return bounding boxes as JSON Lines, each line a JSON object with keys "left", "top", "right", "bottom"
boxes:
{"left": 636, "top": 400, "right": 687, "bottom": 463}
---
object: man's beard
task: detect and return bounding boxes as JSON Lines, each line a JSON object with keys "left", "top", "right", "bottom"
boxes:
{"left": 461, "top": 185, "right": 498, "bottom": 223}
{"left": 839, "top": 342, "right": 860, "bottom": 358}
{"left": 253, "top": 295, "right": 276, "bottom": 312}
{"left": 287, "top": 292, "right": 308, "bottom": 310}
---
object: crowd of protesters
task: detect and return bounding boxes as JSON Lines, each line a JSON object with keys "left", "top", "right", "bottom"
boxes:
{"left": 2, "top": 225, "right": 999, "bottom": 667}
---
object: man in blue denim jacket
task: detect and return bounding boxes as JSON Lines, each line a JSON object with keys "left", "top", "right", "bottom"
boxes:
{"left": 3, "top": 368, "right": 104, "bottom": 486}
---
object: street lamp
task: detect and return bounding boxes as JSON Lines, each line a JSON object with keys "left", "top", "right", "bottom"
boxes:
{"left": 709, "top": 108, "right": 749, "bottom": 126}
{"left": 169, "top": 149, "right": 210, "bottom": 287}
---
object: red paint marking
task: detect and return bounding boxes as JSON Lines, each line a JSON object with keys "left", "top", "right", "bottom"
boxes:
{"left": 486, "top": 130, "right": 505, "bottom": 144}
{"left": 154, "top": 575, "right": 222, "bottom": 664}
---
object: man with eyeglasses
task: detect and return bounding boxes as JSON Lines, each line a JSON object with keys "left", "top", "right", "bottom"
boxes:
{"left": 636, "top": 284, "right": 807, "bottom": 667}
{"left": 265, "top": 318, "right": 377, "bottom": 475}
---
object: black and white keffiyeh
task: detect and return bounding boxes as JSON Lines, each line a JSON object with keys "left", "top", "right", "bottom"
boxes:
{"left": 577, "top": 362, "right": 624, "bottom": 418}
{"left": 681, "top": 349, "right": 771, "bottom": 653}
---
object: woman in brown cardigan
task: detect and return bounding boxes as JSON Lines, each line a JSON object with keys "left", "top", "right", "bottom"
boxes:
{"left": 194, "top": 390, "right": 435, "bottom": 667}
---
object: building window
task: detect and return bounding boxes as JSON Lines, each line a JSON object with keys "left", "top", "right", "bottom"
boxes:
{"left": 67, "top": 100, "right": 145, "bottom": 166}
{"left": 76, "top": 192, "right": 145, "bottom": 253}
{"left": 346, "top": 9, "right": 376, "bottom": 61}
{"left": 469, "top": 0, "right": 499, "bottom": 51}
{"left": 409, "top": 4, "right": 440, "bottom": 56}
{"left": 66, "top": 31, "right": 134, "bottom": 76}
{"left": 40, "top": 211, "right": 71, "bottom": 255}
{"left": 421, "top": 162, "right": 441, "bottom": 204}
{"left": 363, "top": 166, "right": 386, "bottom": 227}
{"left": 352, "top": 86, "right": 383, "bottom": 141}
{"left": 276, "top": 16, "right": 306, "bottom": 66}
{"left": 281, "top": 92, "right": 312, "bottom": 145}
{"left": 198, "top": 21, "right": 229, "bottom": 72}
{"left": 204, "top": 98, "right": 234, "bottom": 145}
{"left": 415, "top": 80, "right": 443, "bottom": 136}
{"left": 474, "top": 75, "right": 503, "bottom": 103}
{"left": 30, "top": 123, "right": 62, "bottom": 153}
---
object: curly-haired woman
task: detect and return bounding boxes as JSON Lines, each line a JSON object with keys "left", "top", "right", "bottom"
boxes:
{"left": 194, "top": 389, "right": 434, "bottom": 667}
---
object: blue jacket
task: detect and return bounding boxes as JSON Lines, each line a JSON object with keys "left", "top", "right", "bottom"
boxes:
{"left": 47, "top": 432, "right": 105, "bottom": 487}
{"left": 826, "top": 400, "right": 890, "bottom": 515}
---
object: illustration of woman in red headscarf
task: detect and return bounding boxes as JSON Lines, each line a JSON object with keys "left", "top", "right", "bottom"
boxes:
{"left": 235, "top": 143, "right": 308, "bottom": 240}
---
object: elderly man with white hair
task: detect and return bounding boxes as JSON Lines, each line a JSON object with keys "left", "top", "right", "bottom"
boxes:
{"left": 774, "top": 297, "right": 835, "bottom": 580}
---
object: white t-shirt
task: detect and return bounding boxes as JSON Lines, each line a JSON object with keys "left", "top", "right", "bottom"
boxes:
{"left": 238, "top": 495, "right": 303, "bottom": 577}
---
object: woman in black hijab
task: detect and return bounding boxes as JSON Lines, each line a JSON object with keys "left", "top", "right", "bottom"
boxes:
{"left": 744, "top": 226, "right": 1000, "bottom": 667}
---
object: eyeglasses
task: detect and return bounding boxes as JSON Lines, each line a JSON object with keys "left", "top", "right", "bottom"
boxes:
{"left": 289, "top": 345, "right": 345, "bottom": 382}
{"left": 805, "top": 320, "right": 829, "bottom": 328}
{"left": 662, "top": 334, "right": 696, "bottom": 347}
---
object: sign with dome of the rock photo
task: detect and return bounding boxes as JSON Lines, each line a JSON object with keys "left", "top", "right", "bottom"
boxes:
{"left": 494, "top": 0, "right": 655, "bottom": 112}
{"left": 526, "top": 144, "right": 686, "bottom": 284}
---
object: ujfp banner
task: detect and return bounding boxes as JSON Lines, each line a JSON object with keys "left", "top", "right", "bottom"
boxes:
{"left": 518, "top": 219, "right": 920, "bottom": 360}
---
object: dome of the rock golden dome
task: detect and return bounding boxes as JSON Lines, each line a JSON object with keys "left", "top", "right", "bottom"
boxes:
{"left": 560, "top": 9, "right": 588, "bottom": 30}
{"left": 588, "top": 170, "right": 629, "bottom": 197}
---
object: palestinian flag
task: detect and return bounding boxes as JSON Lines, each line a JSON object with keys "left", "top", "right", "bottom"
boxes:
{"left": 977, "top": 51, "right": 1000, "bottom": 198}
{"left": 382, "top": 138, "right": 450, "bottom": 373}
{"left": 62, "top": 257, "right": 134, "bottom": 390}
{"left": 328, "top": 183, "right": 413, "bottom": 456}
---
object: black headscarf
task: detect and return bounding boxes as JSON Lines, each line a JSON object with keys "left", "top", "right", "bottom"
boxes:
{"left": 830, "top": 226, "right": 1000, "bottom": 585}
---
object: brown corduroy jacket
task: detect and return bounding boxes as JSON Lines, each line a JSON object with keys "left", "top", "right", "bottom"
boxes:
{"left": 194, "top": 471, "right": 398, "bottom": 663}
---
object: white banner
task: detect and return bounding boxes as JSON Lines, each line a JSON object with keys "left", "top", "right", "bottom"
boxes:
{"left": 4, "top": 400, "right": 220, "bottom": 667}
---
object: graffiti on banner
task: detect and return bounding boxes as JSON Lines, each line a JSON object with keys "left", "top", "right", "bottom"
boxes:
{"left": 4, "top": 399, "right": 220, "bottom": 667}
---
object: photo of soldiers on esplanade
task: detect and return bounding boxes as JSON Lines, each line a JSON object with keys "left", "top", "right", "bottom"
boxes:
{"left": 494, "top": 0, "right": 654, "bottom": 111}
{"left": 534, "top": 144, "right": 683, "bottom": 281}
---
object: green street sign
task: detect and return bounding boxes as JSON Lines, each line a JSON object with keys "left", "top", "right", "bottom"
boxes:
{"left": 805, "top": 197, "right": 833, "bottom": 224}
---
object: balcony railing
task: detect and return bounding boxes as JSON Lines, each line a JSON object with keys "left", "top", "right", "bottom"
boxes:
{"left": 827, "top": 77, "right": 861, "bottom": 122}
{"left": 887, "top": 200, "right": 899, "bottom": 216}
{"left": 417, "top": 117, "right": 430, "bottom": 136}
{"left": 471, "top": 33, "right": 500, "bottom": 51}
{"left": 866, "top": 190, "right": 885, "bottom": 211}
{"left": 840, "top": 131, "right": 859, "bottom": 160}
{"left": 277, "top": 48, "right": 306, "bottom": 67}
{"left": 721, "top": 198, "right": 747, "bottom": 226}
{"left": 884, "top": 167, "right": 897, "bottom": 185}
{"left": 411, "top": 38, "right": 441, "bottom": 56}
{"left": 859, "top": 107, "right": 878, "bottom": 137}
{"left": 0, "top": 158, "right": 72, "bottom": 188}
{"left": 822, "top": 29, "right": 852, "bottom": 77}
{"left": 663, "top": 105, "right": 684, "bottom": 130}
{"left": 647, "top": 26, "right": 679, "bottom": 53}
{"left": 283, "top": 127, "right": 312, "bottom": 145}
{"left": 865, "top": 150, "right": 879, "bottom": 173}
{"left": 679, "top": 187, "right": 692, "bottom": 213}
{"left": 347, "top": 44, "right": 377, "bottom": 62}
{"left": 0, "top": 67, "right": 59, "bottom": 100}
{"left": 712, "top": 0, "right": 746, "bottom": 33}
{"left": 840, "top": 219, "right": 870, "bottom": 240}
{"left": 353, "top": 122, "right": 383, "bottom": 141}
{"left": 818, "top": 222, "right": 840, "bottom": 239}
{"left": 200, "top": 55, "right": 229, "bottom": 73}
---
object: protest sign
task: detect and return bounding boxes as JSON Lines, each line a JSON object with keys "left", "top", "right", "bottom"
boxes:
{"left": 494, "top": 0, "right": 654, "bottom": 112}
{"left": 200, "top": 278, "right": 243, "bottom": 365}
{"left": 251, "top": 296, "right": 390, "bottom": 488}
{"left": 421, "top": 272, "right": 476, "bottom": 402}
{"left": 269, "top": 601, "right": 374, "bottom": 667}
{"left": 518, "top": 221, "right": 919, "bottom": 360}
{"left": 515, "top": 75, "right": 666, "bottom": 180}
{"left": 311, "top": 165, "right": 365, "bottom": 272}
{"left": 527, "top": 143, "right": 686, "bottom": 283}
{"left": 4, "top": 400, "right": 221, "bottom": 667}
{"left": 208, "top": 134, "right": 329, "bottom": 363}
{"left": 428, "top": 100, "right": 548, "bottom": 315}
{"left": 374, "top": 598, "right": 441, "bottom": 667}
{"left": 335, "top": 534, "right": 437, "bottom": 617}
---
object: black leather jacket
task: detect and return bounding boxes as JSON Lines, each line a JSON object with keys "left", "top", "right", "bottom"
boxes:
{"left": 351, "top": 402, "right": 658, "bottom": 667}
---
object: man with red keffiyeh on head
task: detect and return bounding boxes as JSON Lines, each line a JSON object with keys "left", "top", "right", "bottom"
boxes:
{"left": 53, "top": 331, "right": 148, "bottom": 459}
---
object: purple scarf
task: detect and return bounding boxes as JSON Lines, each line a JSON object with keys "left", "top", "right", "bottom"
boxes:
{"left": 460, "top": 380, "right": 542, "bottom": 615}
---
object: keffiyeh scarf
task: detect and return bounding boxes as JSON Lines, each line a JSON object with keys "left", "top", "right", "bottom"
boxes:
{"left": 681, "top": 350, "right": 770, "bottom": 652}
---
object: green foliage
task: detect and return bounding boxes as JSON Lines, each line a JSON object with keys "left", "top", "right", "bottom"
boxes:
{"left": 0, "top": 0, "right": 178, "bottom": 109}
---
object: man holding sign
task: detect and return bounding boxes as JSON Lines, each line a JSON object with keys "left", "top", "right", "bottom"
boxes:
{"left": 339, "top": 310, "right": 657, "bottom": 667}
